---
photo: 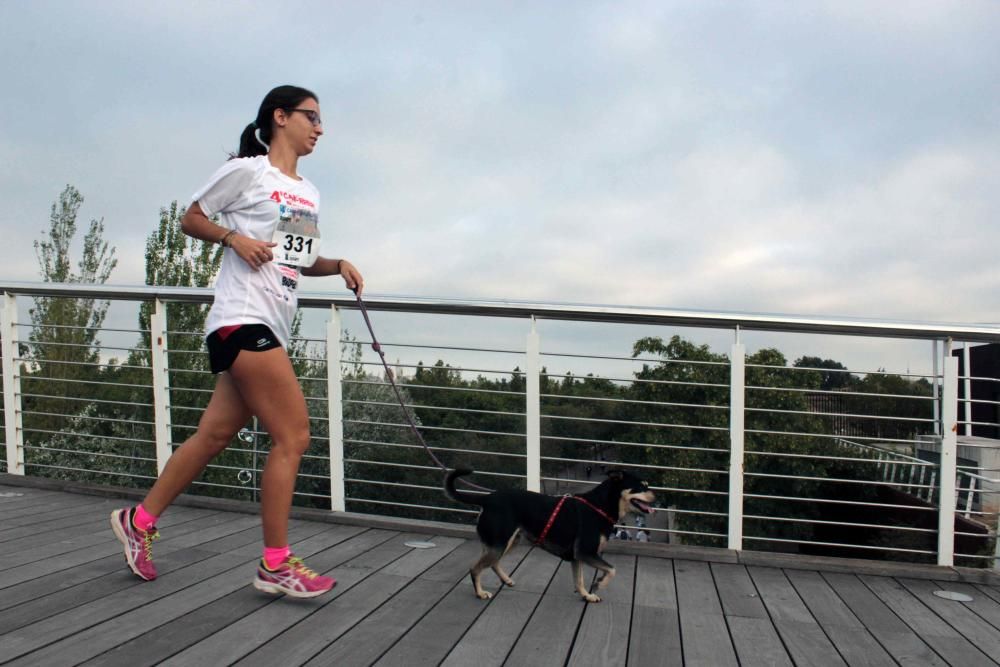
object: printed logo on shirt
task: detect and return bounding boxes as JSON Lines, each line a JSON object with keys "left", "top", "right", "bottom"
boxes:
{"left": 277, "top": 264, "right": 299, "bottom": 291}
{"left": 270, "top": 190, "right": 316, "bottom": 209}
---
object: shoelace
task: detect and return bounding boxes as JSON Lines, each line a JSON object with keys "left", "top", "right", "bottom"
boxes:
{"left": 287, "top": 556, "right": 319, "bottom": 579}
{"left": 143, "top": 530, "right": 160, "bottom": 561}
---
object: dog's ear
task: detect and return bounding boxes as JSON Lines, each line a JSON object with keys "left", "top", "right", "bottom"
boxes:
{"left": 607, "top": 470, "right": 623, "bottom": 482}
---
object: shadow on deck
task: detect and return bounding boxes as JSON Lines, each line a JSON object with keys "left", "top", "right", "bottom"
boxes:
{"left": 1, "top": 480, "right": 999, "bottom": 666}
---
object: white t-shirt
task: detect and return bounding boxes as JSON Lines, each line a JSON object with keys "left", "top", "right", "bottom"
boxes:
{"left": 194, "top": 156, "right": 321, "bottom": 347}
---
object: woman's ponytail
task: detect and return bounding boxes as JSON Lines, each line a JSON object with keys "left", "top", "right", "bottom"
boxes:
{"left": 236, "top": 121, "right": 268, "bottom": 158}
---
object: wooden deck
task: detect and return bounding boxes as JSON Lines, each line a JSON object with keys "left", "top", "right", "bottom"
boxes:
{"left": 2, "top": 482, "right": 1000, "bottom": 666}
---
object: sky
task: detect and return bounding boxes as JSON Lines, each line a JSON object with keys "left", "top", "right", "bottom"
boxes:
{"left": 1, "top": 0, "right": 998, "bottom": 375}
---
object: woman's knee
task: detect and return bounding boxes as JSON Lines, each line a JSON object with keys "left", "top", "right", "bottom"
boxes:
{"left": 271, "top": 427, "right": 311, "bottom": 457}
{"left": 200, "top": 425, "right": 240, "bottom": 455}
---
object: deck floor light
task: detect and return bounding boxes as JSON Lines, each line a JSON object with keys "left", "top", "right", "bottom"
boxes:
{"left": 932, "top": 590, "right": 974, "bottom": 602}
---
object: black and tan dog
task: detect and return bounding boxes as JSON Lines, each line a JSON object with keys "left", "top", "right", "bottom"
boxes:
{"left": 445, "top": 468, "right": 655, "bottom": 603}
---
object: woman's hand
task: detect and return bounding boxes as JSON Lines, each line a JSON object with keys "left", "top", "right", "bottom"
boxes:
{"left": 339, "top": 260, "right": 364, "bottom": 294}
{"left": 230, "top": 234, "right": 278, "bottom": 271}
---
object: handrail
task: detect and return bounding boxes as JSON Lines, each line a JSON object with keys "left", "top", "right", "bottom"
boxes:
{"left": 3, "top": 280, "right": 998, "bottom": 568}
{"left": 4, "top": 280, "right": 1000, "bottom": 341}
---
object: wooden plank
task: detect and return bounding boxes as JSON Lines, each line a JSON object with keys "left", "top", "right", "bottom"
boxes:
{"left": 931, "top": 580, "right": 1000, "bottom": 631}
{"left": 232, "top": 533, "right": 464, "bottom": 667}
{"left": 897, "top": 578, "right": 1000, "bottom": 657}
{"left": 0, "top": 495, "right": 114, "bottom": 526}
{"left": 633, "top": 556, "right": 678, "bottom": 609}
{"left": 785, "top": 569, "right": 896, "bottom": 667}
{"left": 0, "top": 547, "right": 215, "bottom": 635}
{"left": 372, "top": 580, "right": 503, "bottom": 666}
{"left": 0, "top": 513, "right": 134, "bottom": 558}
{"left": 306, "top": 578, "right": 458, "bottom": 666}
{"left": 673, "top": 559, "right": 738, "bottom": 666}
{"left": 727, "top": 616, "right": 794, "bottom": 667}
{"left": 0, "top": 490, "right": 109, "bottom": 515}
{"left": 711, "top": 562, "right": 768, "bottom": 618}
{"left": 674, "top": 559, "right": 724, "bottom": 615}
{"left": 975, "top": 583, "right": 1000, "bottom": 605}
{"left": 0, "top": 507, "right": 222, "bottom": 612}
{"left": 565, "top": 555, "right": 635, "bottom": 667}
{"left": 822, "top": 572, "right": 948, "bottom": 667}
{"left": 710, "top": 563, "right": 790, "bottom": 666}
{"left": 747, "top": 566, "right": 847, "bottom": 667}
{"left": 503, "top": 562, "right": 588, "bottom": 666}
{"left": 437, "top": 547, "right": 559, "bottom": 667}
{"left": 369, "top": 541, "right": 535, "bottom": 667}
{"left": 0, "top": 507, "right": 223, "bottom": 591}
{"left": 628, "top": 557, "right": 682, "bottom": 667}
{"left": 380, "top": 536, "right": 465, "bottom": 578}
{"left": 418, "top": 538, "right": 483, "bottom": 584}
{"left": 0, "top": 489, "right": 62, "bottom": 507}
{"left": 861, "top": 574, "right": 996, "bottom": 666}
{"left": 441, "top": 589, "right": 546, "bottom": 667}
{"left": 157, "top": 529, "right": 401, "bottom": 667}
{"left": 77, "top": 524, "right": 377, "bottom": 666}
{"left": 747, "top": 565, "right": 819, "bottom": 623}
{"left": 503, "top": 544, "right": 560, "bottom": 594}
{"left": 740, "top": 550, "right": 960, "bottom": 582}
{"left": 2, "top": 521, "right": 336, "bottom": 666}
{"left": 0, "top": 508, "right": 124, "bottom": 544}
{"left": 679, "top": 612, "right": 739, "bottom": 667}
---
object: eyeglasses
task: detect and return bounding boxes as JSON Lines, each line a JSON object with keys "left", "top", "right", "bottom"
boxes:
{"left": 288, "top": 108, "right": 322, "bottom": 126}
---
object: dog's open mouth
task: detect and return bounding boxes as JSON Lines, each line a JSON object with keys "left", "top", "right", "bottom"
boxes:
{"left": 630, "top": 498, "right": 654, "bottom": 514}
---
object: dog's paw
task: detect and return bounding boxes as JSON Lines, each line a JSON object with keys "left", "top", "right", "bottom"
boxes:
{"left": 502, "top": 578, "right": 515, "bottom": 587}
{"left": 476, "top": 590, "right": 493, "bottom": 600}
{"left": 583, "top": 593, "right": 601, "bottom": 603}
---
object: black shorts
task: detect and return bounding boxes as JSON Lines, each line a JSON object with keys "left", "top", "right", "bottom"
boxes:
{"left": 206, "top": 324, "right": 282, "bottom": 374}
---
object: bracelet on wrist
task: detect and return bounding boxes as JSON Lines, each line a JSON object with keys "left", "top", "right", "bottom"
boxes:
{"left": 220, "top": 230, "right": 237, "bottom": 247}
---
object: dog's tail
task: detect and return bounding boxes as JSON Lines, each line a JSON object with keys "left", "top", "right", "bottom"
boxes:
{"left": 445, "top": 468, "right": 484, "bottom": 506}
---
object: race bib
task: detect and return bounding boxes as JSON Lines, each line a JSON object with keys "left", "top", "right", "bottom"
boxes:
{"left": 271, "top": 204, "right": 320, "bottom": 268}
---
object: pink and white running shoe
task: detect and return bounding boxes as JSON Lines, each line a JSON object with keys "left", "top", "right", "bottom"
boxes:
{"left": 253, "top": 555, "right": 336, "bottom": 598}
{"left": 110, "top": 507, "right": 159, "bottom": 581}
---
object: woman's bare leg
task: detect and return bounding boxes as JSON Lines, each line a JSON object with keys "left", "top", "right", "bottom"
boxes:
{"left": 227, "top": 346, "right": 311, "bottom": 548}
{"left": 142, "top": 372, "right": 252, "bottom": 516}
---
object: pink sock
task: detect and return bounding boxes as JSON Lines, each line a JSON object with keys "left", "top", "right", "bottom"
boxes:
{"left": 133, "top": 504, "right": 158, "bottom": 532}
{"left": 263, "top": 545, "right": 291, "bottom": 569}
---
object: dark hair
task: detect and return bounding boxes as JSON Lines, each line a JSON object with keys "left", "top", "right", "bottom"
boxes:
{"left": 236, "top": 85, "right": 318, "bottom": 158}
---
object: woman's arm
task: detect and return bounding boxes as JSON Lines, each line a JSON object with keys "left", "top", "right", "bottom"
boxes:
{"left": 301, "top": 257, "right": 364, "bottom": 294}
{"left": 180, "top": 202, "right": 277, "bottom": 272}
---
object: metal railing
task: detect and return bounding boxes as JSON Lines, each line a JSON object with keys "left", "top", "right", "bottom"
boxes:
{"left": 2, "top": 281, "right": 1000, "bottom": 568}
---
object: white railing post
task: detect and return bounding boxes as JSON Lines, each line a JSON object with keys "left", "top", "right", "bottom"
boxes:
{"left": 938, "top": 356, "right": 958, "bottom": 566}
{"left": 526, "top": 317, "right": 541, "bottom": 492}
{"left": 327, "top": 305, "right": 346, "bottom": 512}
{"left": 932, "top": 340, "right": 940, "bottom": 436}
{"left": 150, "top": 299, "right": 173, "bottom": 475}
{"left": 962, "top": 475, "right": 974, "bottom": 517}
{"left": 728, "top": 340, "right": 746, "bottom": 551}
{"left": 1, "top": 293, "right": 24, "bottom": 475}
{"left": 963, "top": 343, "right": 973, "bottom": 436}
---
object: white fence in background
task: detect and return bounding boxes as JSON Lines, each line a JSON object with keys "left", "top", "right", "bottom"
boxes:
{"left": 2, "top": 281, "right": 999, "bottom": 569}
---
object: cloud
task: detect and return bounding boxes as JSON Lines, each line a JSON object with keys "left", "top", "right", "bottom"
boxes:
{"left": 1, "top": 0, "right": 997, "bottom": 341}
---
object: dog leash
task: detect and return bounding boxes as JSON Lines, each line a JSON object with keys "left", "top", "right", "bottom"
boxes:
{"left": 351, "top": 289, "right": 492, "bottom": 493}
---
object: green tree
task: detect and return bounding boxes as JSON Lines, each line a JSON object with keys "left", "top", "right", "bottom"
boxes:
{"left": 793, "top": 356, "right": 852, "bottom": 391}
{"left": 65, "top": 201, "right": 225, "bottom": 489}
{"left": 21, "top": 185, "right": 117, "bottom": 475}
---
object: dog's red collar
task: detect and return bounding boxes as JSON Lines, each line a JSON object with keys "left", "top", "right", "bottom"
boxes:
{"left": 535, "top": 495, "right": 617, "bottom": 546}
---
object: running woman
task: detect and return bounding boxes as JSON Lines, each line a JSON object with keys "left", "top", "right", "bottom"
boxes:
{"left": 111, "top": 85, "right": 362, "bottom": 598}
